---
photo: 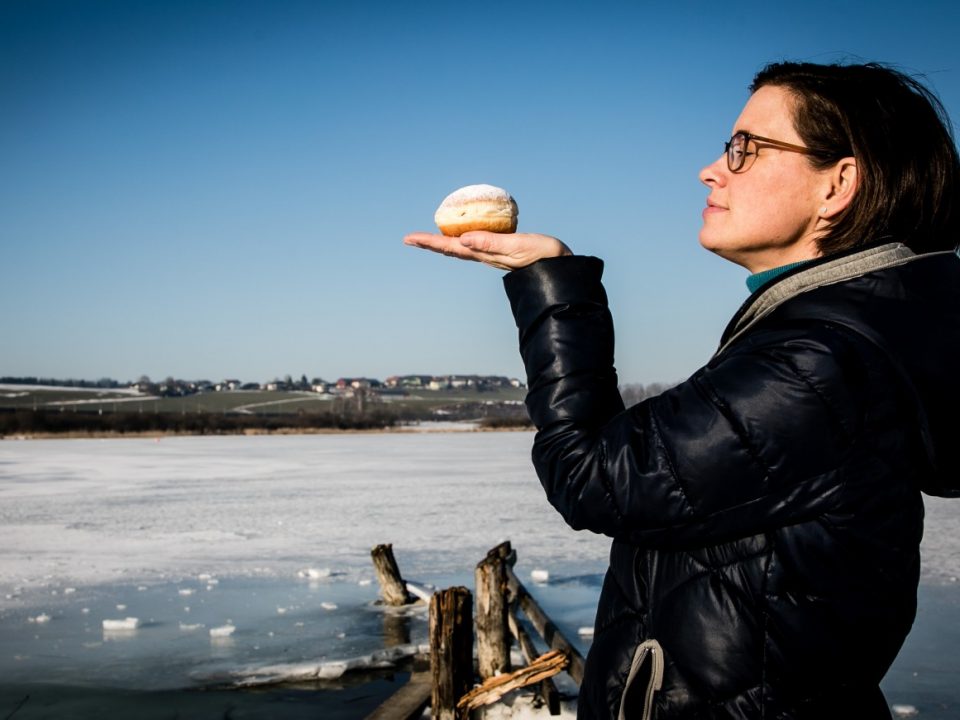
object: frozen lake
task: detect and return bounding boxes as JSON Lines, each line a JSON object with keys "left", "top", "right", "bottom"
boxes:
{"left": 1, "top": 432, "right": 958, "bottom": 718}
{"left": 0, "top": 432, "right": 612, "bottom": 596}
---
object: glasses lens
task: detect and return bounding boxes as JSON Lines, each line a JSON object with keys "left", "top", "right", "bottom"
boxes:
{"left": 727, "top": 133, "right": 747, "bottom": 171}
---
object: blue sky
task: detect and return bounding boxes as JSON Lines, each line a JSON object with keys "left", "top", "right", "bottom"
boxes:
{"left": 3, "top": 0, "right": 959, "bottom": 385}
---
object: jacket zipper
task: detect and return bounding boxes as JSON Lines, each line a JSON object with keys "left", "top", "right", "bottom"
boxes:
{"left": 617, "top": 638, "right": 664, "bottom": 720}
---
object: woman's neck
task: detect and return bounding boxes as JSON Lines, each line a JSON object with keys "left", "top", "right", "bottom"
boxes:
{"left": 746, "top": 260, "right": 812, "bottom": 293}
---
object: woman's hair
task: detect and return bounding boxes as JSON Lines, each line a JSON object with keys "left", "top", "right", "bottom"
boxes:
{"left": 751, "top": 61, "right": 959, "bottom": 254}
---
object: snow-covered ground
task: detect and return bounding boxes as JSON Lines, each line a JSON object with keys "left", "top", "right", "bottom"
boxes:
{"left": 0, "top": 433, "right": 957, "bottom": 718}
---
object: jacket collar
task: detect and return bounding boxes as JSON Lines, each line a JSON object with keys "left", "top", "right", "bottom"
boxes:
{"left": 715, "top": 242, "right": 917, "bottom": 357}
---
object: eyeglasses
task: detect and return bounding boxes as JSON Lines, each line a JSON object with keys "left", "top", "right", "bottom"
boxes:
{"left": 724, "top": 132, "right": 827, "bottom": 173}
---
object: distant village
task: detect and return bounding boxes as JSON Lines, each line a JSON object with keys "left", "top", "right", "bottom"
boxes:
{"left": 143, "top": 374, "right": 524, "bottom": 398}
{"left": 0, "top": 374, "right": 525, "bottom": 398}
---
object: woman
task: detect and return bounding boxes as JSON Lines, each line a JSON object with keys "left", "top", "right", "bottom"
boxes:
{"left": 405, "top": 62, "right": 960, "bottom": 719}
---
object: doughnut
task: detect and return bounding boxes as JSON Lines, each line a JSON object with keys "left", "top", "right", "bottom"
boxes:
{"left": 434, "top": 184, "right": 519, "bottom": 236}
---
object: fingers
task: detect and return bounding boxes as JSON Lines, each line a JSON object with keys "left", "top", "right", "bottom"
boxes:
{"left": 458, "top": 231, "right": 502, "bottom": 253}
{"left": 403, "top": 232, "right": 499, "bottom": 259}
{"left": 403, "top": 230, "right": 571, "bottom": 270}
{"left": 403, "top": 233, "right": 451, "bottom": 253}
{"left": 403, "top": 232, "right": 491, "bottom": 264}
{"left": 402, "top": 232, "right": 447, "bottom": 249}
{"left": 462, "top": 232, "right": 572, "bottom": 267}
{"left": 404, "top": 231, "right": 500, "bottom": 251}
{"left": 404, "top": 232, "right": 468, "bottom": 256}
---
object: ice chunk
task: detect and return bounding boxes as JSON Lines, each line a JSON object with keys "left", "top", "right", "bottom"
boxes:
{"left": 892, "top": 706, "right": 919, "bottom": 718}
{"left": 530, "top": 569, "right": 549, "bottom": 583}
{"left": 178, "top": 588, "right": 194, "bottom": 596}
{"left": 179, "top": 622, "right": 204, "bottom": 631}
{"left": 321, "top": 602, "right": 338, "bottom": 611}
{"left": 227, "top": 643, "right": 430, "bottom": 686}
{"left": 102, "top": 618, "right": 140, "bottom": 630}
{"left": 28, "top": 614, "right": 51, "bottom": 624}
{"left": 298, "top": 568, "right": 331, "bottom": 579}
{"left": 209, "top": 624, "right": 235, "bottom": 637}
{"left": 405, "top": 582, "right": 432, "bottom": 602}
{"left": 577, "top": 627, "right": 594, "bottom": 638}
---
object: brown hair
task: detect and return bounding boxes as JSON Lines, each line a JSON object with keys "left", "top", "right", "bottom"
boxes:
{"left": 751, "top": 62, "right": 960, "bottom": 255}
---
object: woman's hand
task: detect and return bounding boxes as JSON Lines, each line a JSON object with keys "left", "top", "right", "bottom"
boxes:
{"left": 403, "top": 231, "right": 572, "bottom": 271}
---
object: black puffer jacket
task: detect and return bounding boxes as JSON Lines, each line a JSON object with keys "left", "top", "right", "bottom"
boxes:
{"left": 503, "top": 243, "right": 960, "bottom": 719}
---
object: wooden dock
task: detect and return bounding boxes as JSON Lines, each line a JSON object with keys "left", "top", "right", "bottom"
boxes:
{"left": 363, "top": 540, "right": 585, "bottom": 719}
{"left": 363, "top": 666, "right": 431, "bottom": 720}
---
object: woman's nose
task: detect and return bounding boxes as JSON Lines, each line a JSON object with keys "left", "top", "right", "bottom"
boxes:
{"left": 699, "top": 155, "right": 727, "bottom": 187}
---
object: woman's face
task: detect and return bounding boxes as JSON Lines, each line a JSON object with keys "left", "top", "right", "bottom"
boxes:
{"left": 699, "top": 85, "right": 830, "bottom": 273}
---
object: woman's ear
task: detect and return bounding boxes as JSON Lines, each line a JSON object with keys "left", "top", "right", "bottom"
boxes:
{"left": 820, "top": 157, "right": 858, "bottom": 218}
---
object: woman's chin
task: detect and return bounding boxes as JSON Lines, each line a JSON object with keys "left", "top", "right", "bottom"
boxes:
{"left": 699, "top": 234, "right": 735, "bottom": 259}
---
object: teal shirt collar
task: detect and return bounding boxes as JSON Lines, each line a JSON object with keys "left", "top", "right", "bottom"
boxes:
{"left": 746, "top": 260, "right": 811, "bottom": 294}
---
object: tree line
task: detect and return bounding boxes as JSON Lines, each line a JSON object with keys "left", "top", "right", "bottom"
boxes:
{"left": 0, "top": 399, "right": 536, "bottom": 436}
{"left": 0, "top": 381, "right": 672, "bottom": 436}
{"left": 0, "top": 376, "right": 123, "bottom": 389}
{"left": 0, "top": 407, "right": 398, "bottom": 436}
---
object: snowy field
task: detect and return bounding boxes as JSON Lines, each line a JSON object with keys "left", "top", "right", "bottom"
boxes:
{"left": 1, "top": 432, "right": 958, "bottom": 718}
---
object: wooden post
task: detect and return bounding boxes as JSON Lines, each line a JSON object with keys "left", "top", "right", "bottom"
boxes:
{"left": 476, "top": 544, "right": 511, "bottom": 679}
{"left": 491, "top": 539, "right": 517, "bottom": 567}
{"left": 371, "top": 543, "right": 413, "bottom": 606}
{"left": 429, "top": 587, "right": 473, "bottom": 720}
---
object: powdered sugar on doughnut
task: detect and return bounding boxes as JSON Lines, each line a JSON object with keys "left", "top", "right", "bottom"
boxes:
{"left": 437, "top": 184, "right": 514, "bottom": 207}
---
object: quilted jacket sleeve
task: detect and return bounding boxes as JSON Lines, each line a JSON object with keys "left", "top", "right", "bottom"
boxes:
{"left": 503, "top": 255, "right": 869, "bottom": 549}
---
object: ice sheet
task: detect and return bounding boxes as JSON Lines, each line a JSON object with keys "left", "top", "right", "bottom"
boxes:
{"left": 1, "top": 432, "right": 957, "bottom": 718}
{"left": 0, "top": 433, "right": 611, "bottom": 604}
{"left": 2, "top": 433, "right": 957, "bottom": 604}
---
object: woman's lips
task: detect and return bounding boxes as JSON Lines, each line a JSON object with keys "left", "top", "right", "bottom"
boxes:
{"left": 702, "top": 203, "right": 727, "bottom": 218}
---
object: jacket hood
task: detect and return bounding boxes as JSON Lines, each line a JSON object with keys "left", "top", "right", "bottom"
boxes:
{"left": 725, "top": 245, "right": 960, "bottom": 498}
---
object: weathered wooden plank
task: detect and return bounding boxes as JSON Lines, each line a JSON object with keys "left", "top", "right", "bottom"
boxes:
{"left": 456, "top": 650, "right": 568, "bottom": 713}
{"left": 505, "top": 565, "right": 585, "bottom": 686}
{"left": 509, "top": 608, "right": 562, "bottom": 714}
{"left": 429, "top": 586, "right": 473, "bottom": 720}
{"left": 363, "top": 670, "right": 431, "bottom": 720}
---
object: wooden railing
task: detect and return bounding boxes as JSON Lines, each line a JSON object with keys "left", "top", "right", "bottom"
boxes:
{"left": 364, "top": 540, "right": 586, "bottom": 720}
